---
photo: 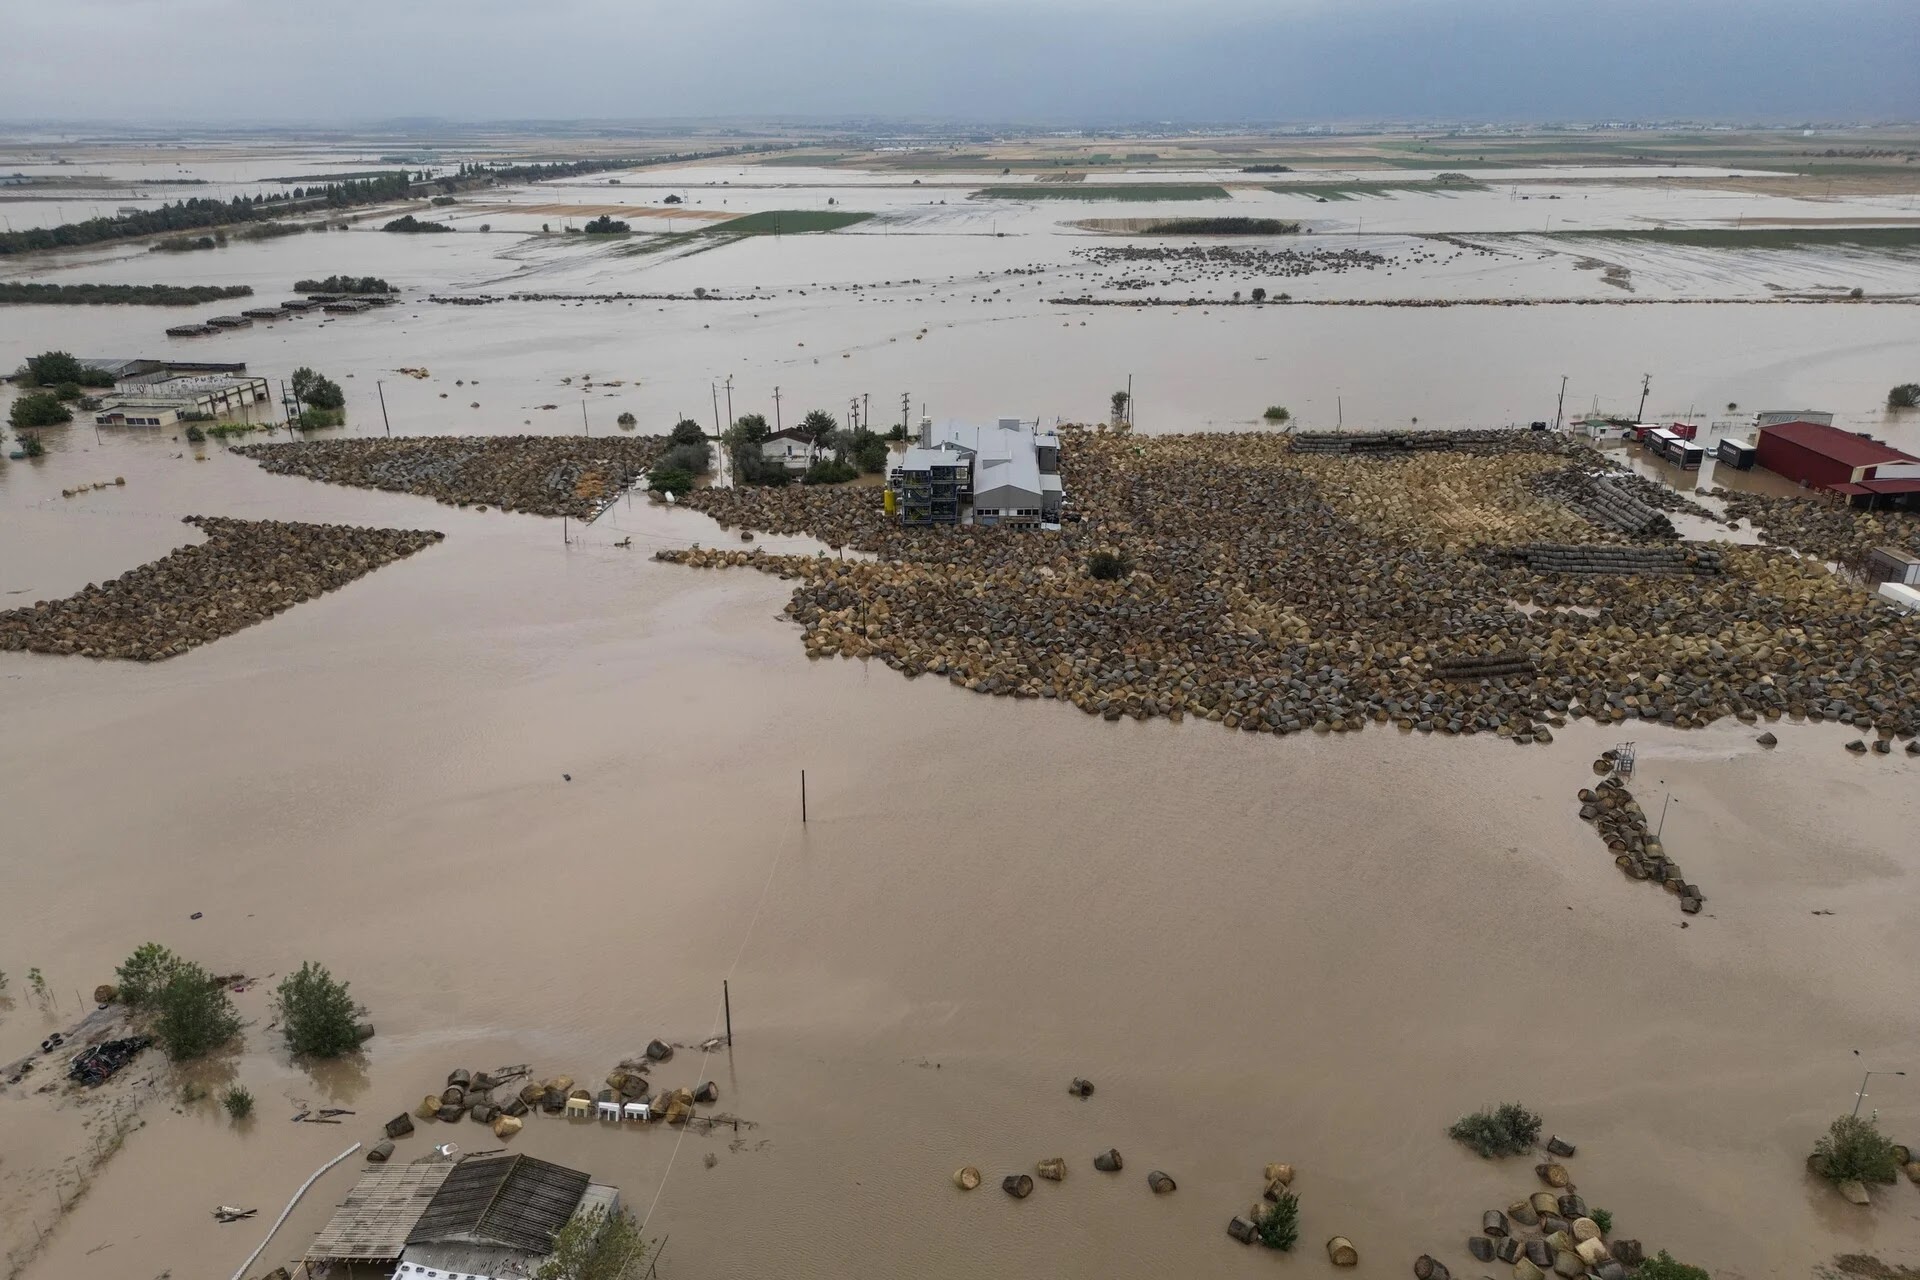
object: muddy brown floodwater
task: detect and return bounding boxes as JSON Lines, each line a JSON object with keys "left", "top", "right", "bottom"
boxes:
{"left": 1, "top": 429, "right": 1918, "bottom": 1280}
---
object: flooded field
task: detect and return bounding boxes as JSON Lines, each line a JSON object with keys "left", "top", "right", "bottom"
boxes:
{"left": 4, "top": 140, "right": 1920, "bottom": 1280}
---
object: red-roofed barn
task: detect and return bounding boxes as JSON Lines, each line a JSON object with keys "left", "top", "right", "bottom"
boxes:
{"left": 1754, "top": 419, "right": 1920, "bottom": 510}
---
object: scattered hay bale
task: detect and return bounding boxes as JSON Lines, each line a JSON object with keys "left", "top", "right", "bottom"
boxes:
{"left": 953, "top": 1166, "right": 981, "bottom": 1190}
{"left": 1002, "top": 1173, "right": 1034, "bottom": 1198}
{"left": 1326, "top": 1235, "right": 1359, "bottom": 1266}
{"left": 1036, "top": 1157, "right": 1066, "bottom": 1181}
{"left": 1093, "top": 1149, "right": 1123, "bottom": 1172}
{"left": 1147, "top": 1170, "right": 1177, "bottom": 1194}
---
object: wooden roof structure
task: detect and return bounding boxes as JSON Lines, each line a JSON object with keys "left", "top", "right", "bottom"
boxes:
{"left": 407, "top": 1153, "right": 591, "bottom": 1256}
{"left": 305, "top": 1162, "right": 455, "bottom": 1263}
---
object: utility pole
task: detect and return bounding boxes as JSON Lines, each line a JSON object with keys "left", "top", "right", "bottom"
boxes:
{"left": 772, "top": 385, "right": 782, "bottom": 434}
{"left": 711, "top": 382, "right": 721, "bottom": 435}
{"left": 1555, "top": 374, "right": 1569, "bottom": 432}
{"left": 581, "top": 400, "right": 589, "bottom": 436}
{"left": 901, "top": 391, "right": 910, "bottom": 436}
{"left": 377, "top": 379, "right": 392, "bottom": 437}
{"left": 1126, "top": 373, "right": 1133, "bottom": 431}
{"left": 1636, "top": 373, "right": 1651, "bottom": 424}
{"left": 724, "top": 375, "right": 734, "bottom": 429}
{"left": 863, "top": 392, "right": 870, "bottom": 432}
{"left": 850, "top": 396, "right": 860, "bottom": 432}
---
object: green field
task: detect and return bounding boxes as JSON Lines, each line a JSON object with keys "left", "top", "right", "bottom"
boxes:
{"left": 1267, "top": 179, "right": 1485, "bottom": 201}
{"left": 1530, "top": 226, "right": 1920, "bottom": 250}
{"left": 711, "top": 209, "right": 873, "bottom": 235}
{"left": 975, "top": 184, "right": 1229, "bottom": 201}
{"left": 756, "top": 153, "right": 852, "bottom": 166}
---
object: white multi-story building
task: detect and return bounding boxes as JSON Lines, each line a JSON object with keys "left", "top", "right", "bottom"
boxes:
{"left": 892, "top": 416, "right": 1062, "bottom": 527}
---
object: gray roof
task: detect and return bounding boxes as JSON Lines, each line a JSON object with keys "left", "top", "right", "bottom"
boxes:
{"left": 899, "top": 446, "right": 966, "bottom": 473}
{"left": 408, "top": 1154, "right": 591, "bottom": 1255}
{"left": 306, "top": 1162, "right": 456, "bottom": 1262}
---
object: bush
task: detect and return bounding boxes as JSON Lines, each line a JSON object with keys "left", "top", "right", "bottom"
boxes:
{"left": 582, "top": 215, "right": 630, "bottom": 234}
{"left": 535, "top": 1204, "right": 649, "bottom": 1280}
{"left": 855, "top": 436, "right": 890, "bottom": 474}
{"left": 153, "top": 962, "right": 242, "bottom": 1061}
{"left": 290, "top": 367, "right": 345, "bottom": 410}
{"left": 649, "top": 467, "right": 694, "bottom": 496}
{"left": 382, "top": 214, "right": 452, "bottom": 233}
{"left": 1262, "top": 404, "right": 1291, "bottom": 423}
{"left": 1811, "top": 1113, "right": 1902, "bottom": 1185}
{"left": 23, "top": 351, "right": 113, "bottom": 387}
{"left": 1632, "top": 1251, "right": 1710, "bottom": 1280}
{"left": 292, "top": 407, "right": 345, "bottom": 429}
{"left": 659, "top": 441, "right": 712, "bottom": 475}
{"left": 184, "top": 424, "right": 207, "bottom": 443}
{"left": 669, "top": 418, "right": 706, "bottom": 446}
{"left": 1258, "top": 1189, "right": 1299, "bottom": 1250}
{"left": 1087, "top": 550, "right": 1132, "bottom": 580}
{"left": 15, "top": 431, "right": 47, "bottom": 458}
{"left": 802, "top": 457, "right": 858, "bottom": 485}
{"left": 222, "top": 1085, "right": 255, "bottom": 1119}
{"left": 1591, "top": 1207, "right": 1613, "bottom": 1233}
{"left": 115, "top": 943, "right": 185, "bottom": 1009}
{"left": 616, "top": 412, "right": 637, "bottom": 428}
{"left": 274, "top": 961, "right": 365, "bottom": 1058}
{"left": 1448, "top": 1102, "right": 1542, "bottom": 1158}
{"left": 10, "top": 391, "right": 73, "bottom": 429}
{"left": 1890, "top": 383, "right": 1920, "bottom": 409}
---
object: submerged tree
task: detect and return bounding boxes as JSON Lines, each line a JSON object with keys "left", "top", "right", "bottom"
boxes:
{"left": 274, "top": 962, "right": 366, "bottom": 1059}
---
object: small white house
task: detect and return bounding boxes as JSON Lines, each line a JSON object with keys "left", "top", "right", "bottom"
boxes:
{"left": 758, "top": 428, "right": 815, "bottom": 472}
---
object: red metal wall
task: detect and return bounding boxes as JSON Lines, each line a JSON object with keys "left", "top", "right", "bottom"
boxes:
{"left": 1756, "top": 429, "right": 1852, "bottom": 489}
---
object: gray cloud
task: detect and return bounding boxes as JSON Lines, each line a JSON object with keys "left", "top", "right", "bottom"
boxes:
{"left": 4, "top": 0, "right": 1914, "bottom": 124}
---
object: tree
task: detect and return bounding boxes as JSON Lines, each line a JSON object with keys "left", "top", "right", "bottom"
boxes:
{"left": 799, "top": 409, "right": 838, "bottom": 447}
{"left": 1258, "top": 1189, "right": 1299, "bottom": 1251}
{"left": 153, "top": 962, "right": 242, "bottom": 1061}
{"left": 1448, "top": 1102, "right": 1542, "bottom": 1158}
{"left": 116, "top": 943, "right": 185, "bottom": 1009}
{"left": 290, "top": 367, "right": 345, "bottom": 411}
{"left": 1890, "top": 383, "right": 1920, "bottom": 409}
{"left": 222, "top": 1085, "right": 255, "bottom": 1120}
{"left": 616, "top": 412, "right": 637, "bottom": 428}
{"left": 854, "top": 435, "right": 890, "bottom": 474}
{"left": 723, "top": 413, "right": 770, "bottom": 450}
{"left": 1810, "top": 1113, "right": 1901, "bottom": 1185}
{"left": 274, "top": 962, "right": 365, "bottom": 1058}
{"left": 15, "top": 432, "right": 46, "bottom": 458}
{"left": 1088, "top": 550, "right": 1132, "bottom": 580}
{"left": 1631, "top": 1251, "right": 1710, "bottom": 1280}
{"left": 582, "top": 215, "right": 630, "bottom": 234}
{"left": 1251, "top": 286, "right": 1267, "bottom": 302}
{"left": 10, "top": 391, "right": 73, "bottom": 429}
{"left": 536, "top": 1205, "right": 649, "bottom": 1280}
{"left": 1110, "top": 389, "right": 1130, "bottom": 423}
{"left": 658, "top": 441, "right": 712, "bottom": 475}
{"left": 669, "top": 418, "right": 706, "bottom": 446}
{"left": 1262, "top": 405, "right": 1291, "bottom": 424}
{"left": 648, "top": 468, "right": 694, "bottom": 496}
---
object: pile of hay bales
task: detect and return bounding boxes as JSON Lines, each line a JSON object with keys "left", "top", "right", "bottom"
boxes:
{"left": 1423, "top": 1137, "right": 1651, "bottom": 1280}
{"left": 1530, "top": 462, "right": 1717, "bottom": 540}
{"left": 0, "top": 516, "right": 442, "bottom": 660}
{"left": 1579, "top": 771, "right": 1703, "bottom": 913}
{"left": 1493, "top": 544, "right": 1723, "bottom": 577}
{"left": 233, "top": 434, "right": 669, "bottom": 519}
{"left": 1715, "top": 488, "right": 1920, "bottom": 572}
{"left": 659, "top": 427, "right": 1920, "bottom": 747}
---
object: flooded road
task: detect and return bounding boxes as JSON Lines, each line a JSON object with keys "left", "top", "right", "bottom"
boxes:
{"left": 3, "top": 154, "right": 1920, "bottom": 1280}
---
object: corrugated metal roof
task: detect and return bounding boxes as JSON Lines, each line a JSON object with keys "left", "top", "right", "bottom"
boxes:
{"left": 408, "top": 1154, "right": 591, "bottom": 1256}
{"left": 1761, "top": 420, "right": 1917, "bottom": 468}
{"left": 306, "top": 1162, "right": 455, "bottom": 1262}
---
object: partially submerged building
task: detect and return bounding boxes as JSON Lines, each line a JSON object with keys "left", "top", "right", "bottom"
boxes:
{"left": 92, "top": 374, "right": 271, "bottom": 427}
{"left": 306, "top": 1153, "right": 614, "bottom": 1280}
{"left": 890, "top": 416, "right": 1063, "bottom": 527}
{"left": 1754, "top": 418, "right": 1920, "bottom": 510}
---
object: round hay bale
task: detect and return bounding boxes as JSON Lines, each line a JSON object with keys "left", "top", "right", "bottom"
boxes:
{"left": 1576, "top": 1238, "right": 1610, "bottom": 1266}
{"left": 1326, "top": 1235, "right": 1359, "bottom": 1266}
{"left": 1069, "top": 1077, "right": 1095, "bottom": 1098}
{"left": 1556, "top": 1194, "right": 1587, "bottom": 1220}
{"left": 1524, "top": 1239, "right": 1554, "bottom": 1266}
{"left": 1414, "top": 1254, "right": 1450, "bottom": 1280}
{"left": 446, "top": 1068, "right": 471, "bottom": 1089}
{"left": 503, "top": 1097, "right": 529, "bottom": 1118}
{"left": 1036, "top": 1157, "right": 1066, "bottom": 1181}
{"left": 1595, "top": 1263, "right": 1628, "bottom": 1280}
{"left": 519, "top": 1082, "right": 546, "bottom": 1106}
{"left": 1093, "top": 1149, "right": 1123, "bottom": 1172}
{"left": 1507, "top": 1199, "right": 1540, "bottom": 1227}
{"left": 1838, "top": 1179, "right": 1871, "bottom": 1205}
{"left": 470, "top": 1104, "right": 497, "bottom": 1123}
{"left": 1147, "top": 1170, "right": 1177, "bottom": 1194}
{"left": 1497, "top": 1237, "right": 1523, "bottom": 1264}
{"left": 568, "top": 1088, "right": 591, "bottom": 1101}
{"left": 541, "top": 1089, "right": 566, "bottom": 1112}
{"left": 1512, "top": 1260, "right": 1545, "bottom": 1280}
{"left": 646, "top": 1040, "right": 674, "bottom": 1062}
{"left": 385, "top": 1113, "right": 415, "bottom": 1139}
{"left": 1264, "top": 1162, "right": 1295, "bottom": 1186}
{"left": 548, "top": 1075, "right": 575, "bottom": 1094}
{"left": 1002, "top": 1173, "right": 1034, "bottom": 1199}
{"left": 1545, "top": 1135, "right": 1576, "bottom": 1158}
{"left": 693, "top": 1081, "right": 719, "bottom": 1104}
{"left": 416, "top": 1095, "right": 441, "bottom": 1120}
{"left": 1905, "top": 1161, "right": 1920, "bottom": 1184}
{"left": 1610, "top": 1240, "right": 1645, "bottom": 1267}
{"left": 436, "top": 1104, "right": 464, "bottom": 1123}
{"left": 953, "top": 1166, "right": 981, "bottom": 1191}
{"left": 1482, "top": 1209, "right": 1507, "bottom": 1237}
{"left": 1535, "top": 1162, "right": 1570, "bottom": 1188}
{"left": 492, "top": 1114, "right": 523, "bottom": 1139}
{"left": 1571, "top": 1217, "right": 1601, "bottom": 1243}
{"left": 1228, "top": 1215, "right": 1260, "bottom": 1244}
{"left": 1528, "top": 1191, "right": 1558, "bottom": 1216}
{"left": 1469, "top": 1236, "right": 1496, "bottom": 1262}
{"left": 93, "top": 984, "right": 118, "bottom": 1005}
{"left": 440, "top": 1085, "right": 467, "bottom": 1105}
{"left": 367, "top": 1140, "right": 395, "bottom": 1162}
{"left": 1552, "top": 1250, "right": 1585, "bottom": 1278}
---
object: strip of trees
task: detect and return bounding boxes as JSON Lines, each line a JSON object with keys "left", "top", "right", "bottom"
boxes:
{"left": 294, "top": 275, "right": 393, "bottom": 294}
{"left": 0, "top": 282, "right": 254, "bottom": 306}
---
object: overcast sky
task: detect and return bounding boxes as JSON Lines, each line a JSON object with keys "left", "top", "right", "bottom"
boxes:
{"left": 5, "top": 0, "right": 1916, "bottom": 125}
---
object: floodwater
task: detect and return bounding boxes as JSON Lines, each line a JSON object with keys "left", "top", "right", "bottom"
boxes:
{"left": 4, "top": 155, "right": 1920, "bottom": 1280}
